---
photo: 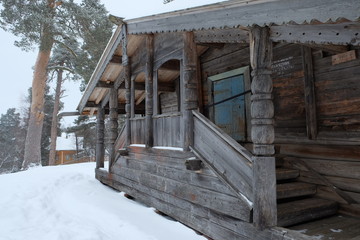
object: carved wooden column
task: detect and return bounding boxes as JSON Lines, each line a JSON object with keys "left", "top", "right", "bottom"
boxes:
{"left": 95, "top": 107, "right": 105, "bottom": 169}
{"left": 108, "top": 88, "right": 119, "bottom": 169}
{"left": 182, "top": 32, "right": 198, "bottom": 151}
{"left": 122, "top": 24, "right": 131, "bottom": 146}
{"left": 145, "top": 34, "right": 154, "bottom": 147}
{"left": 250, "top": 26, "right": 277, "bottom": 229}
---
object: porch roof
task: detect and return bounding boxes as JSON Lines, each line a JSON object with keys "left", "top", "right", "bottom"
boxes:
{"left": 77, "top": 0, "right": 360, "bottom": 115}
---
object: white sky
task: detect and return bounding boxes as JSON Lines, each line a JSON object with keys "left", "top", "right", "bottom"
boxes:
{"left": 0, "top": 0, "right": 226, "bottom": 127}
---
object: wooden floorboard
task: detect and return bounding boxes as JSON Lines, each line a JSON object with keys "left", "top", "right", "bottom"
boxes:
{"left": 290, "top": 214, "right": 360, "bottom": 240}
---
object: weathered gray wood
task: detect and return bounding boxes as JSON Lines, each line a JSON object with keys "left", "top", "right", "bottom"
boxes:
{"left": 277, "top": 198, "right": 338, "bottom": 227}
{"left": 277, "top": 182, "right": 316, "bottom": 200}
{"left": 194, "top": 28, "right": 249, "bottom": 44}
{"left": 192, "top": 112, "right": 253, "bottom": 203}
{"left": 145, "top": 34, "right": 154, "bottom": 148}
{"left": 276, "top": 168, "right": 299, "bottom": 181}
{"left": 108, "top": 88, "right": 119, "bottom": 169}
{"left": 250, "top": 25, "right": 277, "bottom": 229}
{"left": 126, "top": 0, "right": 360, "bottom": 37}
{"left": 271, "top": 22, "right": 360, "bottom": 46}
{"left": 96, "top": 168, "right": 312, "bottom": 240}
{"left": 95, "top": 107, "right": 105, "bottom": 169}
{"left": 122, "top": 24, "right": 131, "bottom": 147}
{"left": 182, "top": 32, "right": 198, "bottom": 151}
{"left": 114, "top": 156, "right": 234, "bottom": 195}
{"left": 152, "top": 114, "right": 181, "bottom": 147}
{"left": 301, "top": 46, "right": 317, "bottom": 139}
{"left": 96, "top": 81, "right": 114, "bottom": 89}
{"left": 111, "top": 163, "right": 252, "bottom": 221}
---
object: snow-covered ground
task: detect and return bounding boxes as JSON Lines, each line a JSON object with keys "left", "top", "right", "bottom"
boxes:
{"left": 0, "top": 162, "right": 205, "bottom": 240}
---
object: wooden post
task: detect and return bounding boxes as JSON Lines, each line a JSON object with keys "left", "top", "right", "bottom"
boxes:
{"left": 182, "top": 32, "right": 198, "bottom": 151}
{"left": 249, "top": 26, "right": 277, "bottom": 229}
{"left": 96, "top": 107, "right": 105, "bottom": 169}
{"left": 109, "top": 88, "right": 119, "bottom": 169}
{"left": 122, "top": 24, "right": 131, "bottom": 146}
{"left": 301, "top": 46, "right": 318, "bottom": 140}
{"left": 145, "top": 34, "right": 154, "bottom": 147}
{"left": 153, "top": 70, "right": 159, "bottom": 116}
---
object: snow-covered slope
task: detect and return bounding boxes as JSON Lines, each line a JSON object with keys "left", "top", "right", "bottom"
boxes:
{"left": 0, "top": 163, "right": 205, "bottom": 240}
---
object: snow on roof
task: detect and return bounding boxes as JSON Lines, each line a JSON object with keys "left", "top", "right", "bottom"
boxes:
{"left": 56, "top": 133, "right": 82, "bottom": 151}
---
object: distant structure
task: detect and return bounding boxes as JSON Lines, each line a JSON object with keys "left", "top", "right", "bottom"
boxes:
{"left": 56, "top": 133, "right": 94, "bottom": 165}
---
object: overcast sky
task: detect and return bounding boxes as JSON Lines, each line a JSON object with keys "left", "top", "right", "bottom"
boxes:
{"left": 0, "top": 0, "right": 225, "bottom": 127}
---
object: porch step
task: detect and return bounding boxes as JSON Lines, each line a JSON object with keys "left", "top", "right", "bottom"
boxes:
{"left": 276, "top": 168, "right": 299, "bottom": 181}
{"left": 277, "top": 182, "right": 317, "bottom": 200}
{"left": 277, "top": 198, "right": 338, "bottom": 227}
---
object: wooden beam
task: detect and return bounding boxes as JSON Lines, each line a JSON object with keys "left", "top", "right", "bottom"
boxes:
{"left": 95, "top": 107, "right": 105, "bottom": 169}
{"left": 85, "top": 101, "right": 100, "bottom": 108}
{"left": 108, "top": 88, "right": 119, "bottom": 170}
{"left": 96, "top": 81, "right": 114, "bottom": 88}
{"left": 301, "top": 46, "right": 318, "bottom": 140}
{"left": 122, "top": 24, "right": 131, "bottom": 147}
{"left": 110, "top": 54, "right": 122, "bottom": 64}
{"left": 182, "top": 32, "right": 198, "bottom": 151}
{"left": 119, "top": 81, "right": 175, "bottom": 92}
{"left": 271, "top": 22, "right": 360, "bottom": 46}
{"left": 194, "top": 28, "right": 249, "bottom": 44}
{"left": 250, "top": 26, "right": 277, "bottom": 229}
{"left": 145, "top": 34, "right": 154, "bottom": 148}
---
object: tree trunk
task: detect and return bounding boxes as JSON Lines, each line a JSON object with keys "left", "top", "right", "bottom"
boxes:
{"left": 48, "top": 67, "right": 63, "bottom": 166}
{"left": 22, "top": 49, "right": 52, "bottom": 169}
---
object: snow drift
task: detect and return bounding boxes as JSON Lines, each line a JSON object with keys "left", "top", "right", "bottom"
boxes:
{"left": 0, "top": 162, "right": 205, "bottom": 240}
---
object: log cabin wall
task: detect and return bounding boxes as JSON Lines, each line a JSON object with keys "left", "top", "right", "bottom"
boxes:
{"left": 200, "top": 42, "right": 360, "bottom": 214}
{"left": 266, "top": 44, "right": 360, "bottom": 213}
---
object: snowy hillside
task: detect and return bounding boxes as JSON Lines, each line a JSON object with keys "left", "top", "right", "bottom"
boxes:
{"left": 0, "top": 163, "right": 205, "bottom": 240}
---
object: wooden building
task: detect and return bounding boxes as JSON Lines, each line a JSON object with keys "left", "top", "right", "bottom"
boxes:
{"left": 77, "top": 0, "right": 360, "bottom": 239}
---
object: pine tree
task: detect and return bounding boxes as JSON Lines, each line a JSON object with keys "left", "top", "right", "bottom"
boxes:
{"left": 0, "top": 109, "right": 26, "bottom": 173}
{"left": 0, "top": 0, "right": 113, "bottom": 169}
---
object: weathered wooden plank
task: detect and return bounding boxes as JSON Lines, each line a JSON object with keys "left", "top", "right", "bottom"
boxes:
{"left": 182, "top": 32, "right": 198, "bottom": 150}
{"left": 277, "top": 198, "right": 338, "bottom": 227}
{"left": 126, "top": 148, "right": 215, "bottom": 176}
{"left": 95, "top": 107, "right": 105, "bottom": 169}
{"left": 301, "top": 46, "right": 318, "bottom": 139}
{"left": 108, "top": 88, "right": 119, "bottom": 169}
{"left": 122, "top": 24, "right": 131, "bottom": 147}
{"left": 313, "top": 50, "right": 360, "bottom": 74}
{"left": 284, "top": 157, "right": 360, "bottom": 180}
{"left": 271, "top": 22, "right": 360, "bottom": 46}
{"left": 276, "top": 168, "right": 300, "bottom": 181}
{"left": 279, "top": 144, "right": 360, "bottom": 162}
{"left": 194, "top": 28, "right": 249, "bottom": 44}
{"left": 111, "top": 164, "right": 252, "bottom": 221}
{"left": 277, "top": 182, "right": 316, "bottom": 199}
{"left": 113, "top": 158, "right": 236, "bottom": 196}
{"left": 202, "top": 47, "right": 250, "bottom": 77}
{"left": 145, "top": 34, "right": 154, "bottom": 148}
{"left": 299, "top": 171, "right": 360, "bottom": 193}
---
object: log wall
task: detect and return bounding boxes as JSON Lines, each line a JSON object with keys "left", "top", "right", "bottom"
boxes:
{"left": 200, "top": 42, "right": 360, "bottom": 212}
{"left": 274, "top": 47, "right": 360, "bottom": 210}
{"left": 97, "top": 146, "right": 307, "bottom": 240}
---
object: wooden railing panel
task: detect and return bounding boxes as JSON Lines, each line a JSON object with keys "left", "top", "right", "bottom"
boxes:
{"left": 131, "top": 118, "right": 146, "bottom": 144}
{"left": 153, "top": 114, "right": 182, "bottom": 147}
{"left": 192, "top": 110, "right": 253, "bottom": 203}
{"left": 114, "top": 124, "right": 127, "bottom": 151}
